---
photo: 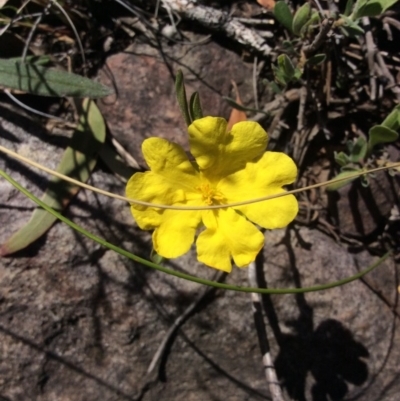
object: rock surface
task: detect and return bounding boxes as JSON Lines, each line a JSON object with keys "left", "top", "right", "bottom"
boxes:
{"left": 0, "top": 37, "right": 399, "bottom": 401}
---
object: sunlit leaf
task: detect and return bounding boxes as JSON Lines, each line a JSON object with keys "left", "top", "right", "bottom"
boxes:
{"left": 353, "top": 0, "right": 398, "bottom": 19}
{"left": 368, "top": 125, "right": 399, "bottom": 151}
{"left": 326, "top": 170, "right": 360, "bottom": 191}
{"left": 175, "top": 70, "right": 191, "bottom": 126}
{"left": 0, "top": 99, "right": 106, "bottom": 256}
{"left": 0, "top": 58, "right": 112, "bottom": 97}
{"left": 189, "top": 91, "right": 203, "bottom": 121}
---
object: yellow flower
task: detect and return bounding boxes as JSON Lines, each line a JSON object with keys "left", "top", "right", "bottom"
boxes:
{"left": 126, "top": 116, "right": 298, "bottom": 272}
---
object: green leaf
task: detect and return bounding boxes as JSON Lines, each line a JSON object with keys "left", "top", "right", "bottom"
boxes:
{"left": 349, "top": 137, "right": 367, "bottom": 162}
{"left": 189, "top": 91, "right": 203, "bottom": 121}
{"left": 278, "top": 54, "right": 296, "bottom": 80}
{"left": 344, "top": 0, "right": 355, "bottom": 16}
{"left": 306, "top": 54, "right": 327, "bottom": 66}
{"left": 353, "top": 0, "right": 398, "bottom": 19}
{"left": 381, "top": 104, "right": 400, "bottom": 131}
{"left": 340, "top": 15, "right": 365, "bottom": 36}
{"left": 368, "top": 125, "right": 399, "bottom": 151}
{"left": 274, "top": 1, "right": 294, "bottom": 32}
{"left": 326, "top": 170, "right": 360, "bottom": 191}
{"left": 292, "top": 3, "right": 311, "bottom": 35}
{"left": 334, "top": 151, "right": 351, "bottom": 166}
{"left": 175, "top": 70, "right": 191, "bottom": 126}
{"left": 0, "top": 99, "right": 106, "bottom": 256}
{"left": 0, "top": 58, "right": 112, "bottom": 98}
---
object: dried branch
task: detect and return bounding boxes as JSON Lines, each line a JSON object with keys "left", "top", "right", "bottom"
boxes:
{"left": 161, "top": 0, "right": 272, "bottom": 55}
{"left": 303, "top": 18, "right": 334, "bottom": 57}
{"left": 248, "top": 262, "right": 286, "bottom": 401}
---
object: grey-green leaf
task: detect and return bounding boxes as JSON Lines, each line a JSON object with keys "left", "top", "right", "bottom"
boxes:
{"left": 368, "top": 125, "right": 399, "bottom": 151}
{"left": 0, "top": 58, "right": 112, "bottom": 98}
{"left": 381, "top": 104, "right": 400, "bottom": 131}
{"left": 292, "top": 3, "right": 311, "bottom": 35}
{"left": 274, "top": 1, "right": 294, "bottom": 32}
{"left": 0, "top": 99, "right": 106, "bottom": 256}
{"left": 326, "top": 170, "right": 360, "bottom": 191}
{"left": 353, "top": 0, "right": 398, "bottom": 19}
{"left": 334, "top": 151, "right": 350, "bottom": 166}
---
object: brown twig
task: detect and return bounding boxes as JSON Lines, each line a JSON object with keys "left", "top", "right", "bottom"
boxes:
{"left": 303, "top": 18, "right": 334, "bottom": 57}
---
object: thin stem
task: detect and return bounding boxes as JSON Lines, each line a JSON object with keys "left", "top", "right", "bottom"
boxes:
{"left": 0, "top": 166, "right": 391, "bottom": 294}
{"left": 0, "top": 144, "right": 398, "bottom": 211}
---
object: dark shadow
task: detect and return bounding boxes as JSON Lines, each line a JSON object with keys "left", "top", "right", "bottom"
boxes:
{"left": 0, "top": 324, "right": 138, "bottom": 401}
{"left": 258, "top": 228, "right": 369, "bottom": 401}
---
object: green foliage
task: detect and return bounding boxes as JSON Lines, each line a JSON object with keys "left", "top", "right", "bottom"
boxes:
{"left": 175, "top": 70, "right": 192, "bottom": 126}
{"left": 0, "top": 58, "right": 112, "bottom": 98}
{"left": 326, "top": 170, "right": 360, "bottom": 191}
{"left": 189, "top": 92, "right": 203, "bottom": 121}
{"left": 0, "top": 99, "right": 106, "bottom": 255}
{"left": 274, "top": 1, "right": 294, "bottom": 32}
{"left": 352, "top": 0, "right": 399, "bottom": 19}
{"left": 306, "top": 54, "right": 327, "bottom": 66}
{"left": 330, "top": 105, "right": 399, "bottom": 191}
{"left": 292, "top": 3, "right": 312, "bottom": 35}
{"left": 273, "top": 54, "right": 302, "bottom": 86}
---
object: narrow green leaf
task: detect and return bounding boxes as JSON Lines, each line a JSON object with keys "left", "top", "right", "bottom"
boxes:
{"left": 368, "top": 125, "right": 399, "bottom": 152}
{"left": 0, "top": 99, "right": 106, "bottom": 256}
{"left": 175, "top": 70, "right": 191, "bottom": 126}
{"left": 344, "top": 0, "right": 355, "bottom": 16}
{"left": 326, "top": 170, "right": 360, "bottom": 191}
{"left": 274, "top": 1, "right": 294, "bottom": 32}
{"left": 306, "top": 54, "right": 327, "bottom": 66}
{"left": 349, "top": 137, "right": 367, "bottom": 162}
{"left": 292, "top": 3, "right": 311, "bottom": 35}
{"left": 278, "top": 54, "right": 296, "bottom": 79}
{"left": 189, "top": 91, "right": 203, "bottom": 121}
{"left": 0, "top": 58, "right": 112, "bottom": 98}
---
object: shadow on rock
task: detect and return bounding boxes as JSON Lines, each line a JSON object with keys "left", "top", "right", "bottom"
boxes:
{"left": 258, "top": 228, "right": 369, "bottom": 401}
{"left": 275, "top": 318, "right": 369, "bottom": 401}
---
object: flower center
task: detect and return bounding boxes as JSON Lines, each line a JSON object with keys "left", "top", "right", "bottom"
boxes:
{"left": 197, "top": 183, "right": 224, "bottom": 205}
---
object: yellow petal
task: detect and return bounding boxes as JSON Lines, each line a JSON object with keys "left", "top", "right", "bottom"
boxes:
{"left": 143, "top": 137, "right": 200, "bottom": 189}
{"left": 127, "top": 172, "right": 194, "bottom": 211}
{"left": 188, "top": 117, "right": 268, "bottom": 178}
{"left": 219, "top": 151, "right": 298, "bottom": 229}
{"left": 196, "top": 209, "right": 265, "bottom": 271}
{"left": 153, "top": 209, "right": 202, "bottom": 258}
